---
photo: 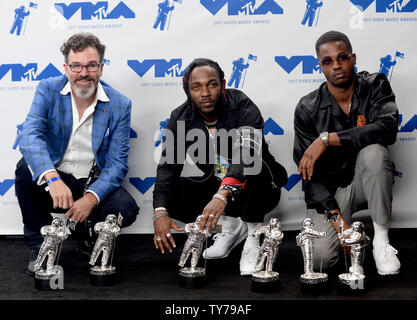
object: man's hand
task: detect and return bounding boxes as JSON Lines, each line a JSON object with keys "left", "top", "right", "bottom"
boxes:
{"left": 45, "top": 173, "right": 73, "bottom": 209}
{"left": 65, "top": 193, "right": 97, "bottom": 223}
{"left": 298, "top": 137, "right": 326, "bottom": 180}
{"left": 326, "top": 209, "right": 351, "bottom": 249}
{"left": 153, "top": 214, "right": 184, "bottom": 254}
{"left": 199, "top": 190, "right": 229, "bottom": 232}
{"left": 298, "top": 132, "right": 342, "bottom": 180}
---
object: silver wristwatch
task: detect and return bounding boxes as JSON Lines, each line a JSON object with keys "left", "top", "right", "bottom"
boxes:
{"left": 319, "top": 131, "right": 329, "bottom": 147}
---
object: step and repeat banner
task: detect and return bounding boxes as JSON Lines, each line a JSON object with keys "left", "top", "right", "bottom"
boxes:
{"left": 0, "top": 0, "right": 416, "bottom": 234}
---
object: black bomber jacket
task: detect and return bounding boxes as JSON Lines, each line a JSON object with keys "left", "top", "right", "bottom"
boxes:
{"left": 153, "top": 89, "right": 288, "bottom": 209}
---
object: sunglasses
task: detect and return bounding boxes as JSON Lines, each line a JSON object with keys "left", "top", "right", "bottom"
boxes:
{"left": 320, "top": 53, "right": 352, "bottom": 67}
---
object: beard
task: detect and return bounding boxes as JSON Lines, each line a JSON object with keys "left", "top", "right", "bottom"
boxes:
{"left": 73, "top": 77, "right": 97, "bottom": 99}
{"left": 329, "top": 76, "right": 354, "bottom": 89}
{"left": 328, "top": 66, "right": 356, "bottom": 89}
{"left": 190, "top": 92, "right": 225, "bottom": 118}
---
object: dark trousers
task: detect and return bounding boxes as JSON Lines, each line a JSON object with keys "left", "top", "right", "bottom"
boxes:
{"left": 166, "top": 164, "right": 281, "bottom": 224}
{"left": 15, "top": 158, "right": 140, "bottom": 249}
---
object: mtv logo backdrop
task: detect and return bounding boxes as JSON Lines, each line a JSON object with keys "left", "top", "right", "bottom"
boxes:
{"left": 0, "top": 1, "right": 416, "bottom": 234}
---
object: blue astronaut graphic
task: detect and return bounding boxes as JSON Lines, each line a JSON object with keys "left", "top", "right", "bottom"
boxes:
{"left": 155, "top": 119, "right": 169, "bottom": 147}
{"left": 10, "top": 2, "right": 37, "bottom": 36}
{"left": 13, "top": 124, "right": 24, "bottom": 150}
{"left": 301, "top": 0, "right": 323, "bottom": 27}
{"left": 153, "top": 0, "right": 182, "bottom": 31}
{"left": 379, "top": 51, "right": 404, "bottom": 81}
{"left": 379, "top": 55, "right": 396, "bottom": 77}
{"left": 228, "top": 54, "right": 257, "bottom": 89}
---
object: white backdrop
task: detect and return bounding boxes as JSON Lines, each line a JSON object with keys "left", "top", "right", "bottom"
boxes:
{"left": 0, "top": 0, "right": 416, "bottom": 235}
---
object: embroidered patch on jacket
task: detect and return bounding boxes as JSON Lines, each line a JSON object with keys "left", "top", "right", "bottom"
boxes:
{"left": 357, "top": 115, "right": 367, "bottom": 127}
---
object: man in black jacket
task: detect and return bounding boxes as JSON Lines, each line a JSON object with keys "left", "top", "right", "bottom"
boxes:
{"left": 153, "top": 58, "right": 287, "bottom": 276}
{"left": 293, "top": 31, "right": 400, "bottom": 275}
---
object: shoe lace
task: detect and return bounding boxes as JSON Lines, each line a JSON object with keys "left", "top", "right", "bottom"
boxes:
{"left": 382, "top": 244, "right": 398, "bottom": 259}
{"left": 212, "top": 226, "right": 232, "bottom": 242}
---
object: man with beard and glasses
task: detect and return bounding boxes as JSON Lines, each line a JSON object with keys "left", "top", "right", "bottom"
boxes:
{"left": 152, "top": 58, "right": 287, "bottom": 276}
{"left": 15, "top": 33, "right": 139, "bottom": 276}
{"left": 293, "top": 31, "right": 401, "bottom": 276}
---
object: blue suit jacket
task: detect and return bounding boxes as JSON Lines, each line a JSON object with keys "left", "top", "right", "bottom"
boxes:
{"left": 19, "top": 75, "right": 132, "bottom": 201}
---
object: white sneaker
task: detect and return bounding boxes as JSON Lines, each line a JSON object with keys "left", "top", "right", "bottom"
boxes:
{"left": 372, "top": 242, "right": 401, "bottom": 275}
{"left": 239, "top": 235, "right": 261, "bottom": 276}
{"left": 203, "top": 218, "right": 248, "bottom": 259}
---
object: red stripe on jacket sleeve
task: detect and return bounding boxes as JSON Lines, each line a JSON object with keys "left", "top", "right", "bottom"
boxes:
{"left": 220, "top": 177, "right": 246, "bottom": 190}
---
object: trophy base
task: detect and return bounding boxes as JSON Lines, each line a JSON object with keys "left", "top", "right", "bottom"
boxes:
{"left": 337, "top": 273, "right": 367, "bottom": 295}
{"left": 35, "top": 278, "right": 54, "bottom": 291}
{"left": 251, "top": 271, "right": 280, "bottom": 293}
{"left": 34, "top": 267, "right": 63, "bottom": 291}
{"left": 178, "top": 267, "right": 205, "bottom": 289}
{"left": 299, "top": 273, "right": 329, "bottom": 294}
{"left": 89, "top": 266, "right": 116, "bottom": 286}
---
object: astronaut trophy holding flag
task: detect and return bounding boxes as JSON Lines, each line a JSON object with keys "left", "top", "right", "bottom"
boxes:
{"left": 89, "top": 214, "right": 122, "bottom": 286}
{"left": 33, "top": 217, "right": 67, "bottom": 291}
{"left": 178, "top": 215, "right": 222, "bottom": 288}
{"left": 251, "top": 218, "right": 284, "bottom": 293}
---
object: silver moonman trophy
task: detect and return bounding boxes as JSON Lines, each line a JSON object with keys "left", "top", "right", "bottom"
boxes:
{"left": 296, "top": 218, "right": 328, "bottom": 293}
{"left": 34, "top": 217, "right": 67, "bottom": 291}
{"left": 89, "top": 214, "right": 121, "bottom": 286}
{"left": 337, "top": 221, "right": 370, "bottom": 293}
{"left": 251, "top": 218, "right": 283, "bottom": 293}
{"left": 178, "top": 215, "right": 222, "bottom": 288}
